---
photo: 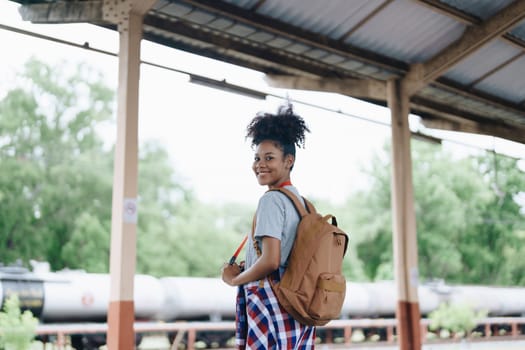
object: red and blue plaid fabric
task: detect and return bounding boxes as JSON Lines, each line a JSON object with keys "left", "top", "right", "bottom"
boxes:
{"left": 235, "top": 270, "right": 316, "bottom": 349}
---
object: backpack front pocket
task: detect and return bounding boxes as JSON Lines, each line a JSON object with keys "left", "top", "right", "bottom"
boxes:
{"left": 308, "top": 273, "right": 346, "bottom": 321}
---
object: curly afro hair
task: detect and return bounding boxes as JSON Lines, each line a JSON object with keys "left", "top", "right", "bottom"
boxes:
{"left": 246, "top": 104, "right": 310, "bottom": 156}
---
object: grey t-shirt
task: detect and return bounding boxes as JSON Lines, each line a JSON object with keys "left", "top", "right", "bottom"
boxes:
{"left": 244, "top": 185, "right": 304, "bottom": 269}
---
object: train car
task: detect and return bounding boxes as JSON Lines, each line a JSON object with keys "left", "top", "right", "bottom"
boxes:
{"left": 446, "top": 284, "right": 525, "bottom": 316}
{"left": 338, "top": 281, "right": 442, "bottom": 319}
{"left": 153, "top": 280, "right": 444, "bottom": 322}
{"left": 0, "top": 263, "right": 165, "bottom": 349}
{"left": 0, "top": 265, "right": 164, "bottom": 322}
{"left": 2, "top": 262, "right": 525, "bottom": 349}
{"left": 155, "top": 277, "right": 236, "bottom": 322}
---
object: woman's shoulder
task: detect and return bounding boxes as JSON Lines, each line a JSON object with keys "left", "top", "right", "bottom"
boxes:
{"left": 259, "top": 186, "right": 301, "bottom": 206}
{"left": 259, "top": 189, "right": 284, "bottom": 204}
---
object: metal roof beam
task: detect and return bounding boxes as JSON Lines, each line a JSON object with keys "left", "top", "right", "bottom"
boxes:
{"left": 411, "top": 96, "right": 525, "bottom": 144}
{"left": 417, "top": 0, "right": 525, "bottom": 51}
{"left": 406, "top": 0, "right": 525, "bottom": 95}
{"left": 419, "top": 115, "right": 525, "bottom": 145}
{"left": 264, "top": 74, "right": 386, "bottom": 100}
{"left": 177, "top": 0, "right": 408, "bottom": 74}
{"left": 18, "top": 0, "right": 104, "bottom": 23}
{"left": 18, "top": 0, "right": 156, "bottom": 24}
{"left": 434, "top": 78, "right": 525, "bottom": 119}
{"left": 141, "top": 16, "right": 338, "bottom": 78}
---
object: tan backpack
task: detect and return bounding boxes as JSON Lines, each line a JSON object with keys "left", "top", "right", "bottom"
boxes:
{"left": 253, "top": 187, "right": 349, "bottom": 326}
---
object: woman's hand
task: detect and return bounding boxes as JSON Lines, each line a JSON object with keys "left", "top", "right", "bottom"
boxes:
{"left": 221, "top": 237, "right": 281, "bottom": 286}
{"left": 221, "top": 263, "right": 241, "bottom": 286}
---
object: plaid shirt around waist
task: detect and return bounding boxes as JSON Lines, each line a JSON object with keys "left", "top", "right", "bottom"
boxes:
{"left": 235, "top": 269, "right": 316, "bottom": 350}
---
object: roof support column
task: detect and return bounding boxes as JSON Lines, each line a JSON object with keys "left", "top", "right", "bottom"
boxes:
{"left": 106, "top": 1, "right": 154, "bottom": 349}
{"left": 387, "top": 78, "right": 421, "bottom": 350}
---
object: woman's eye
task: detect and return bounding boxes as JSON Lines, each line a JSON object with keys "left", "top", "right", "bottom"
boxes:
{"left": 265, "top": 156, "right": 273, "bottom": 161}
{"left": 254, "top": 157, "right": 260, "bottom": 162}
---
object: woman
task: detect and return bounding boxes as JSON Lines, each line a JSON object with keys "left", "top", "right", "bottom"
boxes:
{"left": 221, "top": 105, "right": 316, "bottom": 349}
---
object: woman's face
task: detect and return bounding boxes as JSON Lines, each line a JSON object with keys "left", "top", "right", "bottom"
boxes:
{"left": 252, "top": 140, "right": 293, "bottom": 189}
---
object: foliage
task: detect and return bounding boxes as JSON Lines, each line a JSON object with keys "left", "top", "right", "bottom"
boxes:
{"left": 458, "top": 154, "right": 525, "bottom": 284}
{"left": 0, "top": 58, "right": 114, "bottom": 271}
{"left": 428, "top": 302, "right": 487, "bottom": 336}
{"left": 0, "top": 58, "right": 252, "bottom": 277}
{"left": 138, "top": 198, "right": 253, "bottom": 277}
{"left": 346, "top": 140, "right": 525, "bottom": 285}
{"left": 0, "top": 295, "right": 38, "bottom": 350}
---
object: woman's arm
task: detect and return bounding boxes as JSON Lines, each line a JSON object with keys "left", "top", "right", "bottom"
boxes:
{"left": 222, "top": 236, "right": 280, "bottom": 286}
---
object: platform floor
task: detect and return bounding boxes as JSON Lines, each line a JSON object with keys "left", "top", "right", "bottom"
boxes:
{"left": 136, "top": 336, "right": 525, "bottom": 350}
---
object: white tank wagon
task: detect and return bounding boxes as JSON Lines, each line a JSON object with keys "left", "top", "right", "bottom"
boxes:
{"left": 156, "top": 277, "right": 237, "bottom": 321}
{"left": 0, "top": 267, "right": 165, "bottom": 322}
{"left": 448, "top": 284, "right": 525, "bottom": 316}
{"left": 3, "top": 266, "right": 525, "bottom": 323}
{"left": 339, "top": 281, "right": 442, "bottom": 318}
{"left": 3, "top": 264, "right": 525, "bottom": 350}
{"left": 39, "top": 271, "right": 165, "bottom": 322}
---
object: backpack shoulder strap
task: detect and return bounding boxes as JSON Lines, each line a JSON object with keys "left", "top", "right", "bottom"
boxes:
{"left": 252, "top": 187, "right": 314, "bottom": 257}
{"left": 270, "top": 187, "right": 313, "bottom": 217}
{"left": 251, "top": 213, "right": 262, "bottom": 257}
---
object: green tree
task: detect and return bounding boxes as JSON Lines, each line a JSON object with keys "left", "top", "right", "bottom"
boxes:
{"left": 140, "top": 199, "right": 253, "bottom": 277}
{"left": 0, "top": 58, "right": 198, "bottom": 276}
{"left": 61, "top": 212, "right": 110, "bottom": 272}
{"left": 347, "top": 140, "right": 525, "bottom": 285}
{"left": 0, "top": 58, "right": 114, "bottom": 270}
{"left": 458, "top": 154, "right": 525, "bottom": 284}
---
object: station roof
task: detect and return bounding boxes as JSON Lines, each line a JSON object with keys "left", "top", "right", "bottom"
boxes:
{"left": 11, "top": 0, "right": 525, "bottom": 144}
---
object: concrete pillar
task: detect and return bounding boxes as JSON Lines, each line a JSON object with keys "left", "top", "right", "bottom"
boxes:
{"left": 387, "top": 78, "right": 422, "bottom": 350}
{"left": 106, "top": 1, "right": 154, "bottom": 349}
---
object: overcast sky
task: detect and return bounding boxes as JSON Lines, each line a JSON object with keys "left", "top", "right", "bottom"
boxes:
{"left": 1, "top": 1, "right": 524, "bottom": 206}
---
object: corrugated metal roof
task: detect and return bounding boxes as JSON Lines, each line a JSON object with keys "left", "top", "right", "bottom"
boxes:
{"left": 444, "top": 39, "right": 522, "bottom": 84}
{"left": 511, "top": 21, "right": 525, "bottom": 40}
{"left": 10, "top": 0, "right": 525, "bottom": 144}
{"left": 439, "top": 0, "right": 515, "bottom": 20}
{"left": 346, "top": 0, "right": 465, "bottom": 63}
{"left": 255, "top": 0, "right": 380, "bottom": 40}
{"left": 476, "top": 55, "right": 525, "bottom": 103}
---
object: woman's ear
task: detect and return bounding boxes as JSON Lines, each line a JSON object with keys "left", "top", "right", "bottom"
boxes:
{"left": 286, "top": 154, "right": 295, "bottom": 170}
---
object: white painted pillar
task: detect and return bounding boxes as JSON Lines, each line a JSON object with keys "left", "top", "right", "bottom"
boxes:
{"left": 106, "top": 1, "right": 154, "bottom": 349}
{"left": 387, "top": 78, "right": 422, "bottom": 350}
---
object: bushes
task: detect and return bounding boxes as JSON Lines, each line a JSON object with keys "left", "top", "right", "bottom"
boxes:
{"left": 0, "top": 295, "right": 38, "bottom": 350}
{"left": 428, "top": 302, "right": 487, "bottom": 338}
